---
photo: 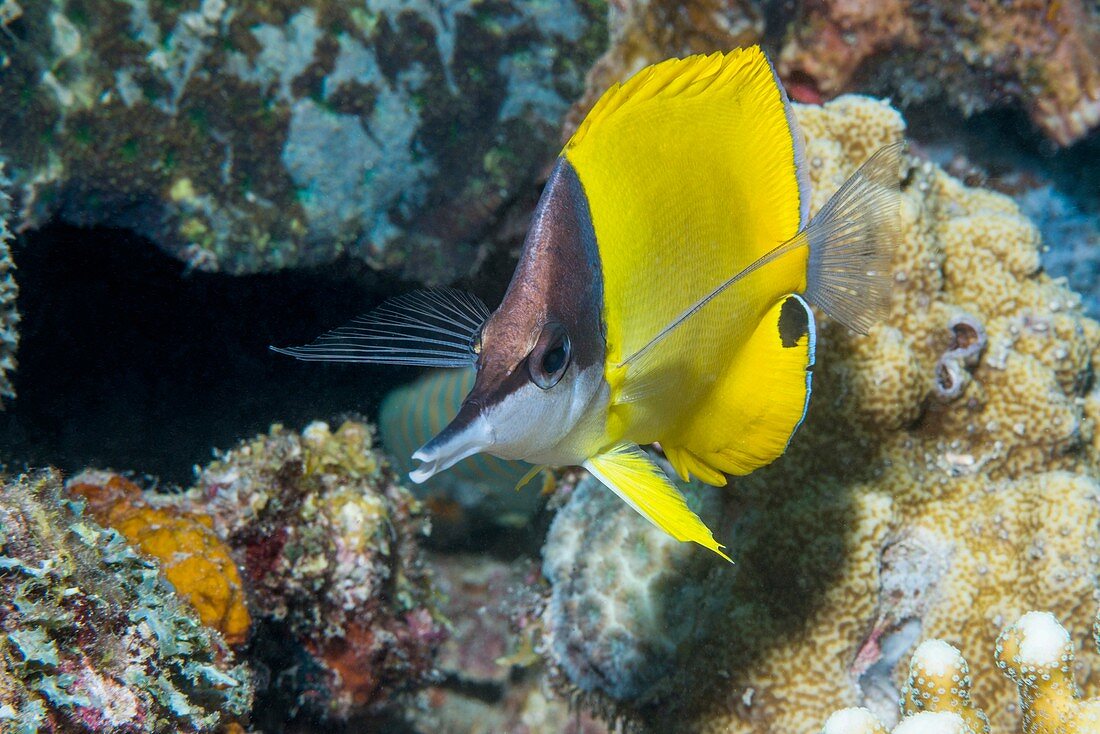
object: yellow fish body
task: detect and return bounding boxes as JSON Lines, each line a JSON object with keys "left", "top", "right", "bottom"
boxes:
{"left": 274, "top": 46, "right": 901, "bottom": 560}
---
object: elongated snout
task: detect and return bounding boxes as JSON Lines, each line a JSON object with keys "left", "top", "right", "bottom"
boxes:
{"left": 409, "top": 405, "right": 494, "bottom": 483}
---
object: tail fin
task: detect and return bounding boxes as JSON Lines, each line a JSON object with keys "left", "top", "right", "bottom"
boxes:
{"left": 803, "top": 143, "right": 904, "bottom": 334}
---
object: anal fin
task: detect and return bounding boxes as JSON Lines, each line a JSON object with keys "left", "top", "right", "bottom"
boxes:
{"left": 663, "top": 294, "right": 815, "bottom": 483}
{"left": 584, "top": 444, "right": 730, "bottom": 561}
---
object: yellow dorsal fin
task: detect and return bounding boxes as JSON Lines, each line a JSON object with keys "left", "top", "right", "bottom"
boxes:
{"left": 583, "top": 444, "right": 731, "bottom": 561}
{"left": 563, "top": 48, "right": 810, "bottom": 439}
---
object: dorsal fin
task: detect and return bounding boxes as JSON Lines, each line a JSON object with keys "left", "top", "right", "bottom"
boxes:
{"left": 564, "top": 48, "right": 810, "bottom": 395}
{"left": 270, "top": 288, "right": 489, "bottom": 367}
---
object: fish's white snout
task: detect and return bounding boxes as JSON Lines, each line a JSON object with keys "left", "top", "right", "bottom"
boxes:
{"left": 408, "top": 416, "right": 494, "bottom": 483}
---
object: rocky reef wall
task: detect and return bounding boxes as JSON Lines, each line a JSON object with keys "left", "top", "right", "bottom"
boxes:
{"left": 0, "top": 0, "right": 605, "bottom": 280}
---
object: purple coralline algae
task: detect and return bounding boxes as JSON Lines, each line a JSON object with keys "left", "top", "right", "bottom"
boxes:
{"left": 0, "top": 469, "right": 253, "bottom": 733}
{"left": 0, "top": 0, "right": 604, "bottom": 280}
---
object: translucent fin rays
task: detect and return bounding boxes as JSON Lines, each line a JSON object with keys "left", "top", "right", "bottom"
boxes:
{"left": 270, "top": 288, "right": 490, "bottom": 368}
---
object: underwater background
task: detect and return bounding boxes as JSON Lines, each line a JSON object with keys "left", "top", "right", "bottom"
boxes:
{"left": 0, "top": 1, "right": 1099, "bottom": 732}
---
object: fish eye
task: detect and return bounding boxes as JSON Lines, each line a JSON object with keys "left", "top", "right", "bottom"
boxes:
{"left": 529, "top": 322, "right": 571, "bottom": 389}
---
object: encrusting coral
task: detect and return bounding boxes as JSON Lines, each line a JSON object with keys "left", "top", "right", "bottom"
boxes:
{"left": 66, "top": 471, "right": 252, "bottom": 646}
{"left": 825, "top": 609, "right": 1100, "bottom": 733}
{"left": 0, "top": 158, "right": 17, "bottom": 404}
{"left": 536, "top": 94, "right": 1100, "bottom": 733}
{"left": 0, "top": 470, "right": 252, "bottom": 732}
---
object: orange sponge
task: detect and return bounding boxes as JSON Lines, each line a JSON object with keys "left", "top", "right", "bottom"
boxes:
{"left": 68, "top": 473, "right": 251, "bottom": 646}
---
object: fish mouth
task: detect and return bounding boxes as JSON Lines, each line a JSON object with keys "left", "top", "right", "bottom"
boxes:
{"left": 409, "top": 409, "right": 494, "bottom": 483}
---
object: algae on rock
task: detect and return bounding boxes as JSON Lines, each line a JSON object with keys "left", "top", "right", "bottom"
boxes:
{"left": 537, "top": 96, "right": 1100, "bottom": 733}
{"left": 0, "top": 0, "right": 605, "bottom": 280}
{"left": 0, "top": 470, "right": 252, "bottom": 733}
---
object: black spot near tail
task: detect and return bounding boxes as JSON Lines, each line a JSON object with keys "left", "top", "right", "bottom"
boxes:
{"left": 778, "top": 296, "right": 810, "bottom": 348}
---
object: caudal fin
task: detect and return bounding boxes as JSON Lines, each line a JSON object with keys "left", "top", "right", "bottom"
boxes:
{"left": 803, "top": 143, "right": 904, "bottom": 334}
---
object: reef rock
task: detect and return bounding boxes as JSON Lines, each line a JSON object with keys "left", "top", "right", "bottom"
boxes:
{"left": 0, "top": 470, "right": 253, "bottom": 733}
{"left": 570, "top": 0, "right": 1100, "bottom": 147}
{"left": 189, "top": 420, "right": 444, "bottom": 720}
{"left": 0, "top": 158, "right": 16, "bottom": 403}
{"left": 0, "top": 0, "right": 604, "bottom": 279}
{"left": 66, "top": 472, "right": 252, "bottom": 647}
{"left": 537, "top": 96, "right": 1100, "bottom": 733}
{"left": 776, "top": 0, "right": 1100, "bottom": 147}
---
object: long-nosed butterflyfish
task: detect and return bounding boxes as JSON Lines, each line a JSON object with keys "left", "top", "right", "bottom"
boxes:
{"left": 273, "top": 46, "right": 902, "bottom": 561}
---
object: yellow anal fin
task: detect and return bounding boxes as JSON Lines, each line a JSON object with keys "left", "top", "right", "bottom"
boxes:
{"left": 664, "top": 294, "right": 815, "bottom": 483}
{"left": 584, "top": 444, "right": 730, "bottom": 562}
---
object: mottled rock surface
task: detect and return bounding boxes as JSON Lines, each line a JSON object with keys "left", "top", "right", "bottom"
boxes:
{"left": 0, "top": 0, "right": 605, "bottom": 280}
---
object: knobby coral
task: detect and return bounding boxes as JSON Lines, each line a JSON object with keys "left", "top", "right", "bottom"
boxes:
{"left": 0, "top": 470, "right": 252, "bottom": 733}
{"left": 996, "top": 611, "right": 1100, "bottom": 733}
{"left": 826, "top": 609, "right": 1100, "bottom": 733}
{"left": 537, "top": 95, "right": 1100, "bottom": 733}
{"left": 66, "top": 472, "right": 251, "bottom": 646}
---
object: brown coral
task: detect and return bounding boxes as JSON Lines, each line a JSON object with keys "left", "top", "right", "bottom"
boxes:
{"left": 67, "top": 471, "right": 252, "bottom": 646}
{"left": 538, "top": 95, "right": 1100, "bottom": 733}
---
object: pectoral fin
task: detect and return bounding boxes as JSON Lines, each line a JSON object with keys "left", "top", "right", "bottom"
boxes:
{"left": 584, "top": 444, "right": 730, "bottom": 561}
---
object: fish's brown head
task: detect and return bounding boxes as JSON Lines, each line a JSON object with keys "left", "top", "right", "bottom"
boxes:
{"left": 411, "top": 159, "right": 609, "bottom": 481}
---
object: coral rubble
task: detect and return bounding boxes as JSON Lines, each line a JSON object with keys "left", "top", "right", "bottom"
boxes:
{"left": 537, "top": 96, "right": 1100, "bottom": 732}
{"left": 66, "top": 471, "right": 252, "bottom": 646}
{"left": 0, "top": 470, "right": 252, "bottom": 732}
{"left": 0, "top": 158, "right": 16, "bottom": 403}
{"left": 191, "top": 420, "right": 444, "bottom": 719}
{"left": 0, "top": 0, "right": 604, "bottom": 280}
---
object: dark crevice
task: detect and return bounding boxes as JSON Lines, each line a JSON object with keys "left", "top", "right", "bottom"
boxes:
{"left": 0, "top": 222, "right": 432, "bottom": 485}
